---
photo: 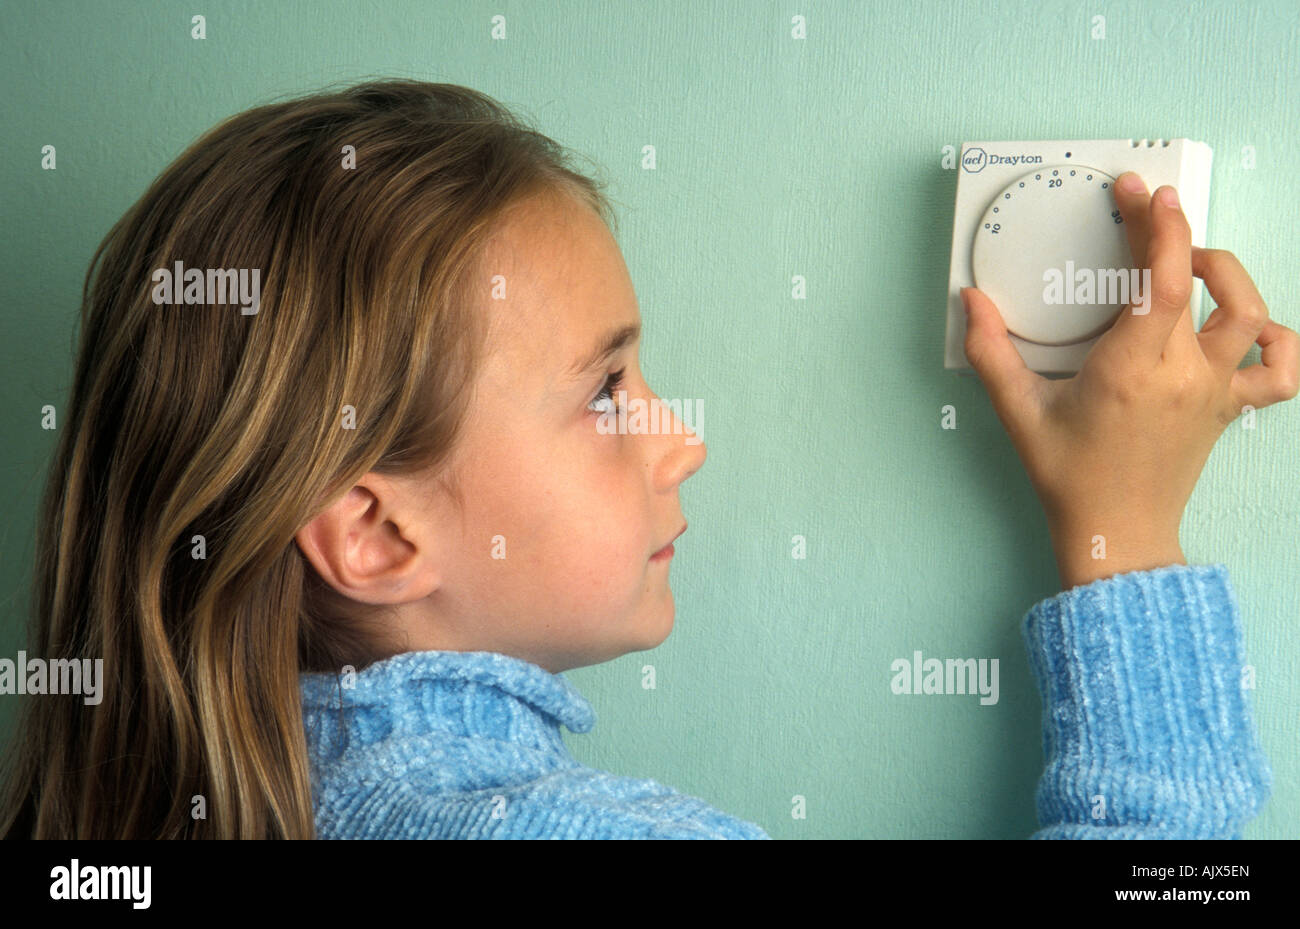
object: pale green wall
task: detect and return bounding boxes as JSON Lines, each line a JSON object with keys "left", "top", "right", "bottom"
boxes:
{"left": 2, "top": 0, "right": 1296, "bottom": 838}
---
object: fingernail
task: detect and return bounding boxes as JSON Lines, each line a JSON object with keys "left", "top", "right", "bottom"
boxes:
{"left": 960, "top": 288, "right": 970, "bottom": 315}
{"left": 1118, "top": 173, "right": 1145, "bottom": 193}
{"left": 1158, "top": 186, "right": 1180, "bottom": 208}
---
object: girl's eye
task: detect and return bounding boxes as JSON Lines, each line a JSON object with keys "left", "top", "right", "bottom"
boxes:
{"left": 587, "top": 367, "right": 626, "bottom": 416}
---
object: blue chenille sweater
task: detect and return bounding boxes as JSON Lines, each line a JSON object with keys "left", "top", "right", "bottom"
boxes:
{"left": 299, "top": 562, "right": 1272, "bottom": 839}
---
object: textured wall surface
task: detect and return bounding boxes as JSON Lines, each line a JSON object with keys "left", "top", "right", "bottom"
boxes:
{"left": 1, "top": 0, "right": 1296, "bottom": 838}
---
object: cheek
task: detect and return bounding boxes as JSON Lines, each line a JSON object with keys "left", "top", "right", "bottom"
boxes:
{"left": 539, "top": 455, "right": 651, "bottom": 585}
{"left": 550, "top": 491, "right": 646, "bottom": 577}
{"left": 462, "top": 429, "right": 650, "bottom": 593}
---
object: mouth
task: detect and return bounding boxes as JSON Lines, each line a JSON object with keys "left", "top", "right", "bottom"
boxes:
{"left": 651, "top": 523, "right": 687, "bottom": 561}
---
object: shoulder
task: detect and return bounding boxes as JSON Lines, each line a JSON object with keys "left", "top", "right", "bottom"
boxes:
{"left": 313, "top": 764, "right": 770, "bottom": 840}
{"left": 520, "top": 767, "right": 771, "bottom": 839}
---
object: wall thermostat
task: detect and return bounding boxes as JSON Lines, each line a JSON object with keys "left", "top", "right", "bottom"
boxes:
{"left": 945, "top": 139, "right": 1213, "bottom": 375}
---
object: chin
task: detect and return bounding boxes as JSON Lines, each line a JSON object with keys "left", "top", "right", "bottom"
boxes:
{"left": 616, "top": 598, "right": 672, "bottom": 656}
{"left": 645, "top": 591, "right": 675, "bottom": 648}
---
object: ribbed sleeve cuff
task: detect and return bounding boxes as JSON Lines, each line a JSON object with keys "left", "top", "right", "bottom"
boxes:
{"left": 1020, "top": 563, "right": 1272, "bottom": 838}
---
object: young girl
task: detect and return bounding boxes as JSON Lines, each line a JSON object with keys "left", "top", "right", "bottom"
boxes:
{"left": 1, "top": 79, "right": 1293, "bottom": 839}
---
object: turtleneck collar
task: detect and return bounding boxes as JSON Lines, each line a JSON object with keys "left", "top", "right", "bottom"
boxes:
{"left": 299, "top": 649, "right": 596, "bottom": 760}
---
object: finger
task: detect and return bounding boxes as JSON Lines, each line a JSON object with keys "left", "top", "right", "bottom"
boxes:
{"left": 1112, "top": 171, "right": 1152, "bottom": 269}
{"left": 1193, "top": 247, "right": 1271, "bottom": 372}
{"left": 1229, "top": 320, "right": 1300, "bottom": 412}
{"left": 961, "top": 287, "right": 1045, "bottom": 431}
{"left": 1097, "top": 172, "right": 1160, "bottom": 360}
{"left": 1159, "top": 288, "right": 1201, "bottom": 368}
{"left": 1105, "top": 184, "right": 1193, "bottom": 363}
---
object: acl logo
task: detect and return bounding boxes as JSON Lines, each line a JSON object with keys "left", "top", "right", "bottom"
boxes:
{"left": 961, "top": 148, "right": 987, "bottom": 172}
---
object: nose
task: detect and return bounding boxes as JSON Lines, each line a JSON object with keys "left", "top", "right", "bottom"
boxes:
{"left": 648, "top": 393, "right": 706, "bottom": 491}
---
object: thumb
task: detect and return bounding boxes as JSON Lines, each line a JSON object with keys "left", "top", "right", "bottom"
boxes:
{"left": 961, "top": 287, "right": 1041, "bottom": 424}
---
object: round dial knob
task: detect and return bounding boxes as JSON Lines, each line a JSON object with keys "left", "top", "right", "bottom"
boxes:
{"left": 971, "top": 167, "right": 1132, "bottom": 346}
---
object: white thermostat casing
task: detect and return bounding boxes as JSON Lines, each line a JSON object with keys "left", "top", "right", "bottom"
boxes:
{"left": 945, "top": 139, "right": 1213, "bottom": 375}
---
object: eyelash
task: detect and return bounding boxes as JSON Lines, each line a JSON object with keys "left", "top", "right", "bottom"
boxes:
{"left": 587, "top": 367, "right": 626, "bottom": 416}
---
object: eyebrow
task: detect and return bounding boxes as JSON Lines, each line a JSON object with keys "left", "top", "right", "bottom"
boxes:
{"left": 564, "top": 321, "right": 641, "bottom": 380}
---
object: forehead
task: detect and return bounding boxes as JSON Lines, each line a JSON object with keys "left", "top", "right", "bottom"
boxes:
{"left": 475, "top": 190, "right": 636, "bottom": 389}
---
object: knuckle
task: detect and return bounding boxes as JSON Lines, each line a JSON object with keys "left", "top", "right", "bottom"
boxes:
{"left": 1198, "top": 248, "right": 1237, "bottom": 280}
{"left": 1154, "top": 277, "right": 1192, "bottom": 308}
{"left": 1165, "top": 369, "right": 1206, "bottom": 408}
{"left": 1103, "top": 372, "right": 1143, "bottom": 406}
{"left": 1199, "top": 248, "right": 1230, "bottom": 272}
{"left": 1280, "top": 365, "right": 1300, "bottom": 402}
{"left": 1236, "top": 302, "right": 1269, "bottom": 333}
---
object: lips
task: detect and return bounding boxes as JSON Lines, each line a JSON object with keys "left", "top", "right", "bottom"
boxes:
{"left": 652, "top": 523, "right": 687, "bottom": 559}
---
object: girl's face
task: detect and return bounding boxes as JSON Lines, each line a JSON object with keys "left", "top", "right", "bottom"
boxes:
{"left": 406, "top": 189, "right": 706, "bottom": 673}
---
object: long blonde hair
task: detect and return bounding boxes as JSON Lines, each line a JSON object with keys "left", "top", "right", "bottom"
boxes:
{"left": 0, "top": 79, "right": 615, "bottom": 838}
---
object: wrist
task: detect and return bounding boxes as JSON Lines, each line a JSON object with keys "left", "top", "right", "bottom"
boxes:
{"left": 1047, "top": 518, "right": 1185, "bottom": 590}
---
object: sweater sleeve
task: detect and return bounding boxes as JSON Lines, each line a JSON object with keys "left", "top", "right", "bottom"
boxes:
{"left": 1021, "top": 562, "right": 1272, "bottom": 839}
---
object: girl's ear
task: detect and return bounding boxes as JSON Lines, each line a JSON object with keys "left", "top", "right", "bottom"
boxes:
{"left": 293, "top": 477, "right": 440, "bottom": 605}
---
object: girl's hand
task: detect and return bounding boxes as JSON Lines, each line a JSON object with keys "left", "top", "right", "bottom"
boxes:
{"left": 961, "top": 171, "right": 1299, "bottom": 590}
